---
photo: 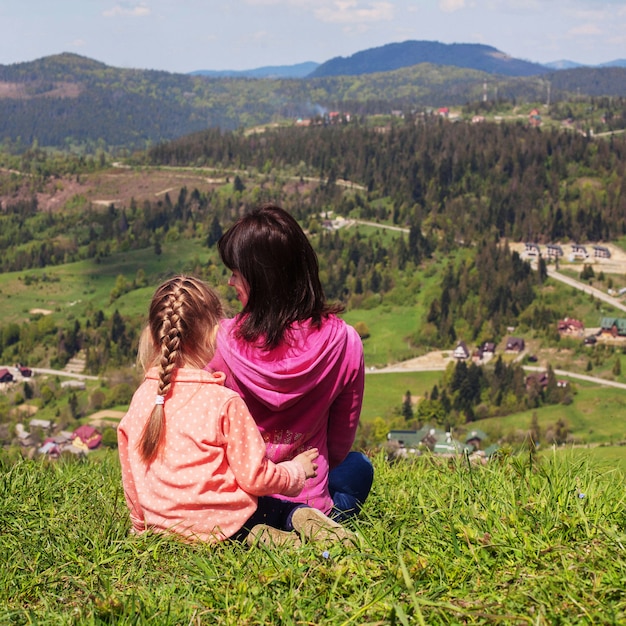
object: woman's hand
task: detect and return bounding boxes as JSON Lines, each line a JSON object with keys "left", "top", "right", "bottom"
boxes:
{"left": 293, "top": 448, "right": 319, "bottom": 479}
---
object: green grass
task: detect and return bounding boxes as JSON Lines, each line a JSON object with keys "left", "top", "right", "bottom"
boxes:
{"left": 343, "top": 306, "right": 425, "bottom": 367}
{"left": 362, "top": 371, "right": 443, "bottom": 421}
{"left": 1, "top": 450, "right": 624, "bottom": 624}
{"left": 0, "top": 238, "right": 218, "bottom": 325}
{"left": 475, "top": 381, "right": 626, "bottom": 445}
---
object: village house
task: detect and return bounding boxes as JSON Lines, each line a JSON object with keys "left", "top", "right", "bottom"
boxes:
{"left": 546, "top": 244, "right": 564, "bottom": 259}
{"left": 600, "top": 317, "right": 626, "bottom": 337}
{"left": 16, "top": 364, "right": 32, "bottom": 377}
{"left": 524, "top": 242, "right": 541, "bottom": 257}
{"left": 387, "top": 426, "right": 473, "bottom": 458}
{"left": 526, "top": 371, "right": 549, "bottom": 390}
{"left": 505, "top": 337, "right": 525, "bottom": 352}
{"left": 465, "top": 429, "right": 488, "bottom": 451}
{"left": 593, "top": 245, "right": 611, "bottom": 259}
{"left": 72, "top": 425, "right": 102, "bottom": 450}
{"left": 529, "top": 109, "right": 542, "bottom": 127}
{"left": 0, "top": 368, "right": 14, "bottom": 383}
{"left": 570, "top": 244, "right": 589, "bottom": 259}
{"left": 453, "top": 341, "right": 470, "bottom": 360}
{"left": 557, "top": 317, "right": 585, "bottom": 336}
{"left": 481, "top": 342, "right": 496, "bottom": 356}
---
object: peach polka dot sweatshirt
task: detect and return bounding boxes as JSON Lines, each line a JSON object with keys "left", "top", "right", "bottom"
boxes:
{"left": 117, "top": 367, "right": 307, "bottom": 542}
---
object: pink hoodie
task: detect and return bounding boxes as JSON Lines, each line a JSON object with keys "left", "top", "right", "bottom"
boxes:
{"left": 207, "top": 314, "right": 364, "bottom": 514}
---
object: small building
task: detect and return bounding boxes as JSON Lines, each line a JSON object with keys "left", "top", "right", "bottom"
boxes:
{"left": 0, "top": 368, "right": 13, "bottom": 383}
{"left": 529, "top": 109, "right": 542, "bottom": 127}
{"left": 546, "top": 244, "right": 564, "bottom": 258}
{"left": 593, "top": 245, "right": 611, "bottom": 259}
{"left": 600, "top": 317, "right": 626, "bottom": 337}
{"left": 16, "top": 364, "right": 32, "bottom": 377}
{"left": 526, "top": 371, "right": 549, "bottom": 390}
{"left": 465, "top": 429, "right": 488, "bottom": 450}
{"left": 570, "top": 244, "right": 589, "bottom": 259}
{"left": 524, "top": 242, "right": 541, "bottom": 257}
{"left": 481, "top": 342, "right": 496, "bottom": 355}
{"left": 557, "top": 318, "right": 584, "bottom": 335}
{"left": 505, "top": 337, "right": 525, "bottom": 352}
{"left": 72, "top": 425, "right": 102, "bottom": 450}
{"left": 453, "top": 341, "right": 470, "bottom": 360}
{"left": 61, "top": 380, "right": 86, "bottom": 390}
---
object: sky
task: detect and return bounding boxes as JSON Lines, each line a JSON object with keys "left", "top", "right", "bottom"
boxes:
{"left": 1, "top": 0, "right": 625, "bottom": 74}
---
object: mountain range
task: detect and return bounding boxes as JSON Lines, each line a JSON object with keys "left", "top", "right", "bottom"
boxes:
{"left": 1, "top": 40, "right": 625, "bottom": 152}
{"left": 190, "top": 40, "right": 626, "bottom": 78}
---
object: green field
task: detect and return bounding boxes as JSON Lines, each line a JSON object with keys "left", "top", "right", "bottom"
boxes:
{"left": 0, "top": 238, "right": 224, "bottom": 325}
{"left": 1, "top": 450, "right": 624, "bottom": 624}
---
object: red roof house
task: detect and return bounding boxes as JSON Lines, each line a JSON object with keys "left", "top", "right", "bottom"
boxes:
{"left": 72, "top": 425, "right": 102, "bottom": 450}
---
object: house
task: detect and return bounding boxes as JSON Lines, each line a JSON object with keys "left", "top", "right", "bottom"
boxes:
{"left": 600, "top": 317, "right": 626, "bottom": 337}
{"left": 61, "top": 380, "right": 86, "bottom": 390}
{"left": 0, "top": 368, "right": 13, "bottom": 383}
{"left": 524, "top": 242, "right": 541, "bottom": 257}
{"left": 557, "top": 318, "right": 584, "bottom": 335}
{"left": 505, "top": 337, "right": 525, "bottom": 352}
{"left": 546, "top": 244, "right": 564, "bottom": 258}
{"left": 30, "top": 419, "right": 52, "bottom": 431}
{"left": 526, "top": 371, "right": 549, "bottom": 390}
{"left": 570, "top": 244, "right": 589, "bottom": 259}
{"left": 437, "top": 107, "right": 449, "bottom": 117}
{"left": 465, "top": 429, "right": 488, "bottom": 450}
{"left": 387, "top": 427, "right": 447, "bottom": 455}
{"left": 529, "top": 109, "right": 542, "bottom": 127}
{"left": 16, "top": 364, "right": 32, "bottom": 377}
{"left": 453, "top": 341, "right": 470, "bottom": 360}
{"left": 432, "top": 431, "right": 472, "bottom": 455}
{"left": 593, "top": 245, "right": 611, "bottom": 259}
{"left": 72, "top": 425, "right": 102, "bottom": 450}
{"left": 481, "top": 342, "right": 496, "bottom": 355}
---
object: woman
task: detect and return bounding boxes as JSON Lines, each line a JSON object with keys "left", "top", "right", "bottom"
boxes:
{"left": 207, "top": 204, "right": 373, "bottom": 521}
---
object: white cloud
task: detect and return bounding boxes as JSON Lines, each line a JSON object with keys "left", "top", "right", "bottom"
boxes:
{"left": 569, "top": 23, "right": 602, "bottom": 36}
{"left": 102, "top": 3, "right": 151, "bottom": 18}
{"left": 315, "top": 1, "right": 394, "bottom": 24}
{"left": 439, "top": 0, "right": 466, "bottom": 13}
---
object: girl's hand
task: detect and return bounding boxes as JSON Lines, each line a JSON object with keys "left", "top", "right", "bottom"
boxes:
{"left": 293, "top": 448, "right": 319, "bottom": 479}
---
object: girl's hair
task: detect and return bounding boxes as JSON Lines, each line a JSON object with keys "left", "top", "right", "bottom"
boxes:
{"left": 218, "top": 204, "right": 342, "bottom": 349}
{"left": 138, "top": 275, "right": 223, "bottom": 464}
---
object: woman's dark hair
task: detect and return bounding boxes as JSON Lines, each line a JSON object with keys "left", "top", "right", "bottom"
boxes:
{"left": 218, "top": 204, "right": 342, "bottom": 349}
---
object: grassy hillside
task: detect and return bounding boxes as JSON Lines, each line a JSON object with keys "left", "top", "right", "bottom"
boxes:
{"left": 1, "top": 450, "right": 623, "bottom": 624}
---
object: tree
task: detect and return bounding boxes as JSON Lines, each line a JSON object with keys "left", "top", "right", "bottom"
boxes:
{"left": 206, "top": 215, "right": 223, "bottom": 247}
{"left": 353, "top": 321, "right": 370, "bottom": 339}
{"left": 233, "top": 175, "right": 245, "bottom": 193}
{"left": 402, "top": 391, "right": 414, "bottom": 421}
{"left": 613, "top": 357, "right": 621, "bottom": 377}
{"left": 69, "top": 392, "right": 79, "bottom": 419}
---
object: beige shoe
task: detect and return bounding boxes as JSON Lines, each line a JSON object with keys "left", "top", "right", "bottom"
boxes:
{"left": 246, "top": 524, "right": 302, "bottom": 548}
{"left": 291, "top": 507, "right": 357, "bottom": 547}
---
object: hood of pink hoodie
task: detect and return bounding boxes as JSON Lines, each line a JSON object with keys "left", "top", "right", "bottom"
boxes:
{"left": 210, "top": 315, "right": 351, "bottom": 412}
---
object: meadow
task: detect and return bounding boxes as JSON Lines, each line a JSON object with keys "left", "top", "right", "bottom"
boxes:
{"left": 0, "top": 449, "right": 624, "bottom": 625}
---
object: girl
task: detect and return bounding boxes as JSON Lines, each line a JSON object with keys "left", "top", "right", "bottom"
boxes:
{"left": 118, "top": 275, "right": 347, "bottom": 546}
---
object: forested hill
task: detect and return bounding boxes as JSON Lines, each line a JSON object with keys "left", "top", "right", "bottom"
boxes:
{"left": 1, "top": 52, "right": 626, "bottom": 152}
{"left": 308, "top": 41, "right": 550, "bottom": 78}
{"left": 146, "top": 119, "right": 626, "bottom": 245}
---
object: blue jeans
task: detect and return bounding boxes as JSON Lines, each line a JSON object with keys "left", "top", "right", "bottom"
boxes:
{"left": 329, "top": 451, "right": 374, "bottom": 523}
{"left": 232, "top": 496, "right": 303, "bottom": 541}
